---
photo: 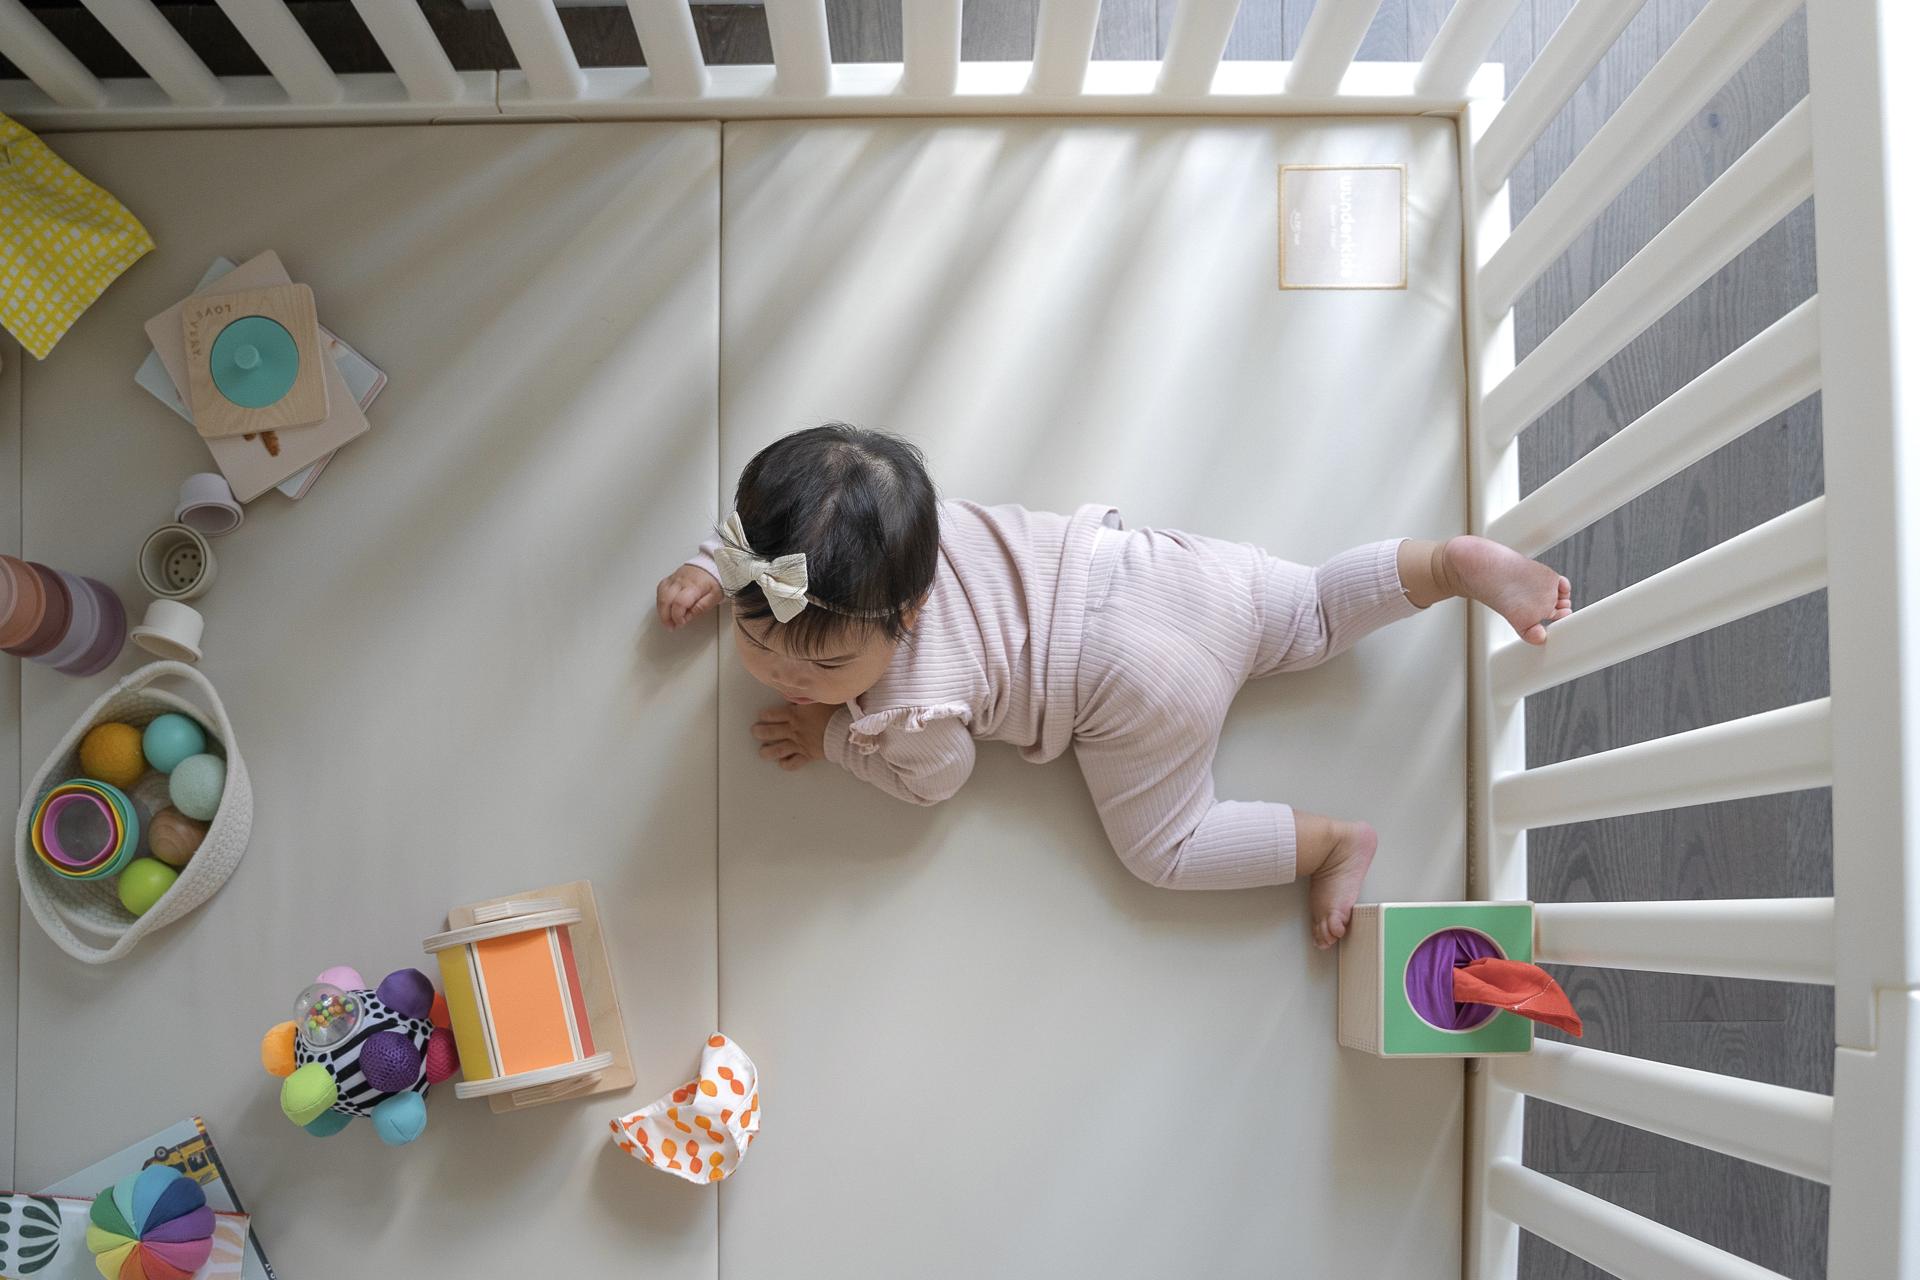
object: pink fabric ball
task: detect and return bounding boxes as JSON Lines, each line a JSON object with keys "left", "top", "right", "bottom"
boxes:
{"left": 423, "top": 1026, "right": 460, "bottom": 1085}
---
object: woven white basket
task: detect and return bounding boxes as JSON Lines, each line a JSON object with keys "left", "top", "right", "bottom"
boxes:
{"left": 15, "top": 661, "right": 253, "bottom": 964}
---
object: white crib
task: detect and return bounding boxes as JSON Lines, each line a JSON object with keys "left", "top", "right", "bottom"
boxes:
{"left": 0, "top": 1, "right": 1910, "bottom": 1277}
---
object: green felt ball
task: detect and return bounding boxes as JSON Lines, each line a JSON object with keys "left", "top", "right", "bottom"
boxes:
{"left": 116, "top": 858, "right": 178, "bottom": 917}
{"left": 281, "top": 1062, "right": 338, "bottom": 1127}
{"left": 142, "top": 714, "right": 208, "bottom": 774}
{"left": 168, "top": 754, "right": 225, "bottom": 821}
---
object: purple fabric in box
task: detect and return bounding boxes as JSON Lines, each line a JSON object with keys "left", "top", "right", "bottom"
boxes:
{"left": 1406, "top": 928, "right": 1503, "bottom": 1029}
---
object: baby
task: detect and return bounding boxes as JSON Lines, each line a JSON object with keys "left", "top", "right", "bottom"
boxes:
{"left": 658, "top": 424, "right": 1570, "bottom": 948}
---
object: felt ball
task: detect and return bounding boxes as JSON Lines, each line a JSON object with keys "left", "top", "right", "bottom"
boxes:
{"left": 147, "top": 807, "right": 208, "bottom": 867}
{"left": 423, "top": 1026, "right": 460, "bottom": 1085}
{"left": 314, "top": 964, "right": 365, "bottom": 991}
{"left": 117, "top": 858, "right": 178, "bottom": 917}
{"left": 376, "top": 968, "right": 435, "bottom": 1021}
{"left": 260, "top": 1021, "right": 297, "bottom": 1078}
{"left": 280, "top": 1062, "right": 338, "bottom": 1127}
{"left": 430, "top": 991, "right": 451, "bottom": 1030}
{"left": 370, "top": 1092, "right": 428, "bottom": 1147}
{"left": 167, "top": 754, "right": 225, "bottom": 821}
{"left": 141, "top": 714, "right": 208, "bottom": 774}
{"left": 79, "top": 723, "right": 146, "bottom": 789}
{"left": 359, "top": 1029, "right": 424, "bottom": 1093}
{"left": 302, "top": 1109, "right": 352, "bottom": 1138}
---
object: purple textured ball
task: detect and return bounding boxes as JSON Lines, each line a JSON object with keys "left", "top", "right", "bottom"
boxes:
{"left": 376, "top": 968, "right": 435, "bottom": 1021}
{"left": 358, "top": 1029, "right": 425, "bottom": 1093}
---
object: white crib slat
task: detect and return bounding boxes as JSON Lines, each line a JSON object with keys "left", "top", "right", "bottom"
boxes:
{"left": 1029, "top": 0, "right": 1103, "bottom": 95}
{"left": 1286, "top": 0, "right": 1383, "bottom": 96}
{"left": 1413, "top": 0, "right": 1525, "bottom": 99}
{"left": 79, "top": 0, "right": 222, "bottom": 106}
{"left": 901, "top": 0, "right": 963, "bottom": 97}
{"left": 211, "top": 0, "right": 342, "bottom": 104}
{"left": 1491, "top": 498, "right": 1826, "bottom": 702}
{"left": 349, "top": 0, "right": 464, "bottom": 104}
{"left": 0, "top": 0, "right": 108, "bottom": 109}
{"left": 1486, "top": 298, "right": 1819, "bottom": 558}
{"left": 491, "top": 0, "right": 586, "bottom": 101}
{"left": 1482, "top": 99, "right": 1812, "bottom": 447}
{"left": 1494, "top": 1042, "right": 1833, "bottom": 1182}
{"left": 1478, "top": 0, "right": 1798, "bottom": 318}
{"left": 627, "top": 0, "right": 708, "bottom": 98}
{"left": 1157, "top": 0, "right": 1242, "bottom": 96}
{"left": 765, "top": 0, "right": 833, "bottom": 96}
{"left": 1491, "top": 699, "right": 1831, "bottom": 830}
{"left": 1473, "top": 0, "right": 1649, "bottom": 189}
{"left": 1536, "top": 898, "right": 1834, "bottom": 986}
{"left": 1486, "top": 1160, "right": 1791, "bottom": 1280}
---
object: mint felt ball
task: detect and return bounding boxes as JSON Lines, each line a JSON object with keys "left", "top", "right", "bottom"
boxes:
{"left": 168, "top": 754, "right": 225, "bottom": 821}
{"left": 142, "top": 713, "right": 208, "bottom": 774}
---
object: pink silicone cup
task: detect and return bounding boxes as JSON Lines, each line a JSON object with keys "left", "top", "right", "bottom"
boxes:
{"left": 40, "top": 790, "right": 118, "bottom": 866}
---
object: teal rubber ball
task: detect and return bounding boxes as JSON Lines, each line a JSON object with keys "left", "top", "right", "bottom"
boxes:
{"left": 168, "top": 754, "right": 226, "bottom": 821}
{"left": 142, "top": 713, "right": 208, "bottom": 774}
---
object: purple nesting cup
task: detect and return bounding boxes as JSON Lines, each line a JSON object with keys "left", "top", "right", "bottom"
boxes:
{"left": 56, "top": 577, "right": 126, "bottom": 677}
{"left": 39, "top": 569, "right": 100, "bottom": 671}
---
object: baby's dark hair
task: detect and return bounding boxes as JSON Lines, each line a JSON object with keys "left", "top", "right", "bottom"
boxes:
{"left": 728, "top": 423, "right": 939, "bottom": 650}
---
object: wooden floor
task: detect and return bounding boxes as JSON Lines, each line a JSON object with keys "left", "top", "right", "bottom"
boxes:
{"left": 3, "top": 2, "right": 1829, "bottom": 1276}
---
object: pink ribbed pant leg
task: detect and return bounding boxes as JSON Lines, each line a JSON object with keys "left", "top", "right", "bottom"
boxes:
{"left": 1072, "top": 530, "right": 1415, "bottom": 889}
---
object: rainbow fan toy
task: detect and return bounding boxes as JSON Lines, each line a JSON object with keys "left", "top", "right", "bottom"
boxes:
{"left": 85, "top": 1164, "right": 213, "bottom": 1280}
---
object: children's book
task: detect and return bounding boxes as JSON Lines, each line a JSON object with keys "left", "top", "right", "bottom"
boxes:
{"left": 135, "top": 256, "right": 388, "bottom": 501}
{"left": 38, "top": 1116, "right": 276, "bottom": 1280}
{"left": 143, "top": 251, "right": 371, "bottom": 502}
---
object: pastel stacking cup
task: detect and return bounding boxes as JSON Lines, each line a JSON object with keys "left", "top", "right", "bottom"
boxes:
{"left": 0, "top": 555, "right": 125, "bottom": 675}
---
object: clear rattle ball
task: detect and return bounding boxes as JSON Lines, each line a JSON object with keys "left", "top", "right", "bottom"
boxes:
{"left": 293, "top": 983, "right": 360, "bottom": 1049}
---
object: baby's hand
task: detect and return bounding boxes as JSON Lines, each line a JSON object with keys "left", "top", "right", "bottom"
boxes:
{"left": 753, "top": 702, "right": 837, "bottom": 771}
{"left": 657, "top": 564, "right": 722, "bottom": 629}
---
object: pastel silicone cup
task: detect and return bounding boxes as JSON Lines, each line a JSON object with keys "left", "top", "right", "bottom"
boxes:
{"left": 39, "top": 569, "right": 100, "bottom": 672}
{"left": 174, "top": 473, "right": 244, "bottom": 537}
{"left": 57, "top": 577, "right": 126, "bottom": 677}
{"left": 13, "top": 563, "right": 71, "bottom": 658}
{"left": 0, "top": 555, "right": 46, "bottom": 653}
{"left": 137, "top": 525, "right": 216, "bottom": 602}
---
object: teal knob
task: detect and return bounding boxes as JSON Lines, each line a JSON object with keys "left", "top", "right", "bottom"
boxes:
{"left": 209, "top": 316, "right": 300, "bottom": 408}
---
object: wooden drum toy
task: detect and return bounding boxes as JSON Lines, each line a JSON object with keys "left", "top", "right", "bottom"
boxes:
{"left": 423, "top": 881, "right": 632, "bottom": 1112}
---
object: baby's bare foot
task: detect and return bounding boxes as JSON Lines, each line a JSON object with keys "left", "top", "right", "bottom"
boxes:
{"left": 1310, "top": 821, "right": 1376, "bottom": 950}
{"left": 1442, "top": 535, "right": 1571, "bottom": 646}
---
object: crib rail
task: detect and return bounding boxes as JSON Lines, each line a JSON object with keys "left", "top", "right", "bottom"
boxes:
{"left": 0, "top": 0, "right": 1511, "bottom": 128}
{"left": 1465, "top": 1, "right": 1920, "bottom": 1278}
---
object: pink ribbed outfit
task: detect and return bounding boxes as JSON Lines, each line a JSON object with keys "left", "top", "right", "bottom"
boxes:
{"left": 697, "top": 500, "right": 1417, "bottom": 889}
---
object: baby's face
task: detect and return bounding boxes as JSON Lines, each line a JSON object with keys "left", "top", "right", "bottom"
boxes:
{"left": 731, "top": 611, "right": 900, "bottom": 708}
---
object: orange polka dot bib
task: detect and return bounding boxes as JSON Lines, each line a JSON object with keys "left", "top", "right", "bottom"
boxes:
{"left": 610, "top": 1033, "right": 760, "bottom": 1183}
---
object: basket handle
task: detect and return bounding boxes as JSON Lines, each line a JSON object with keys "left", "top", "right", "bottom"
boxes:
{"left": 100, "top": 660, "right": 240, "bottom": 755}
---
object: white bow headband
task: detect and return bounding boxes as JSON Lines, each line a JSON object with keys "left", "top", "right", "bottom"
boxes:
{"left": 711, "top": 513, "right": 891, "bottom": 624}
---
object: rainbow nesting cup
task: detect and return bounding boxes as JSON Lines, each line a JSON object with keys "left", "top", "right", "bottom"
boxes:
{"left": 30, "top": 778, "right": 141, "bottom": 880}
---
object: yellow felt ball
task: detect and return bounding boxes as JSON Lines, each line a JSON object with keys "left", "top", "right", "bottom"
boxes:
{"left": 78, "top": 722, "right": 146, "bottom": 789}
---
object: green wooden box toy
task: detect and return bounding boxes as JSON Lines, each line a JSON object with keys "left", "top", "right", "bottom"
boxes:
{"left": 1337, "top": 901, "right": 1535, "bottom": 1057}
